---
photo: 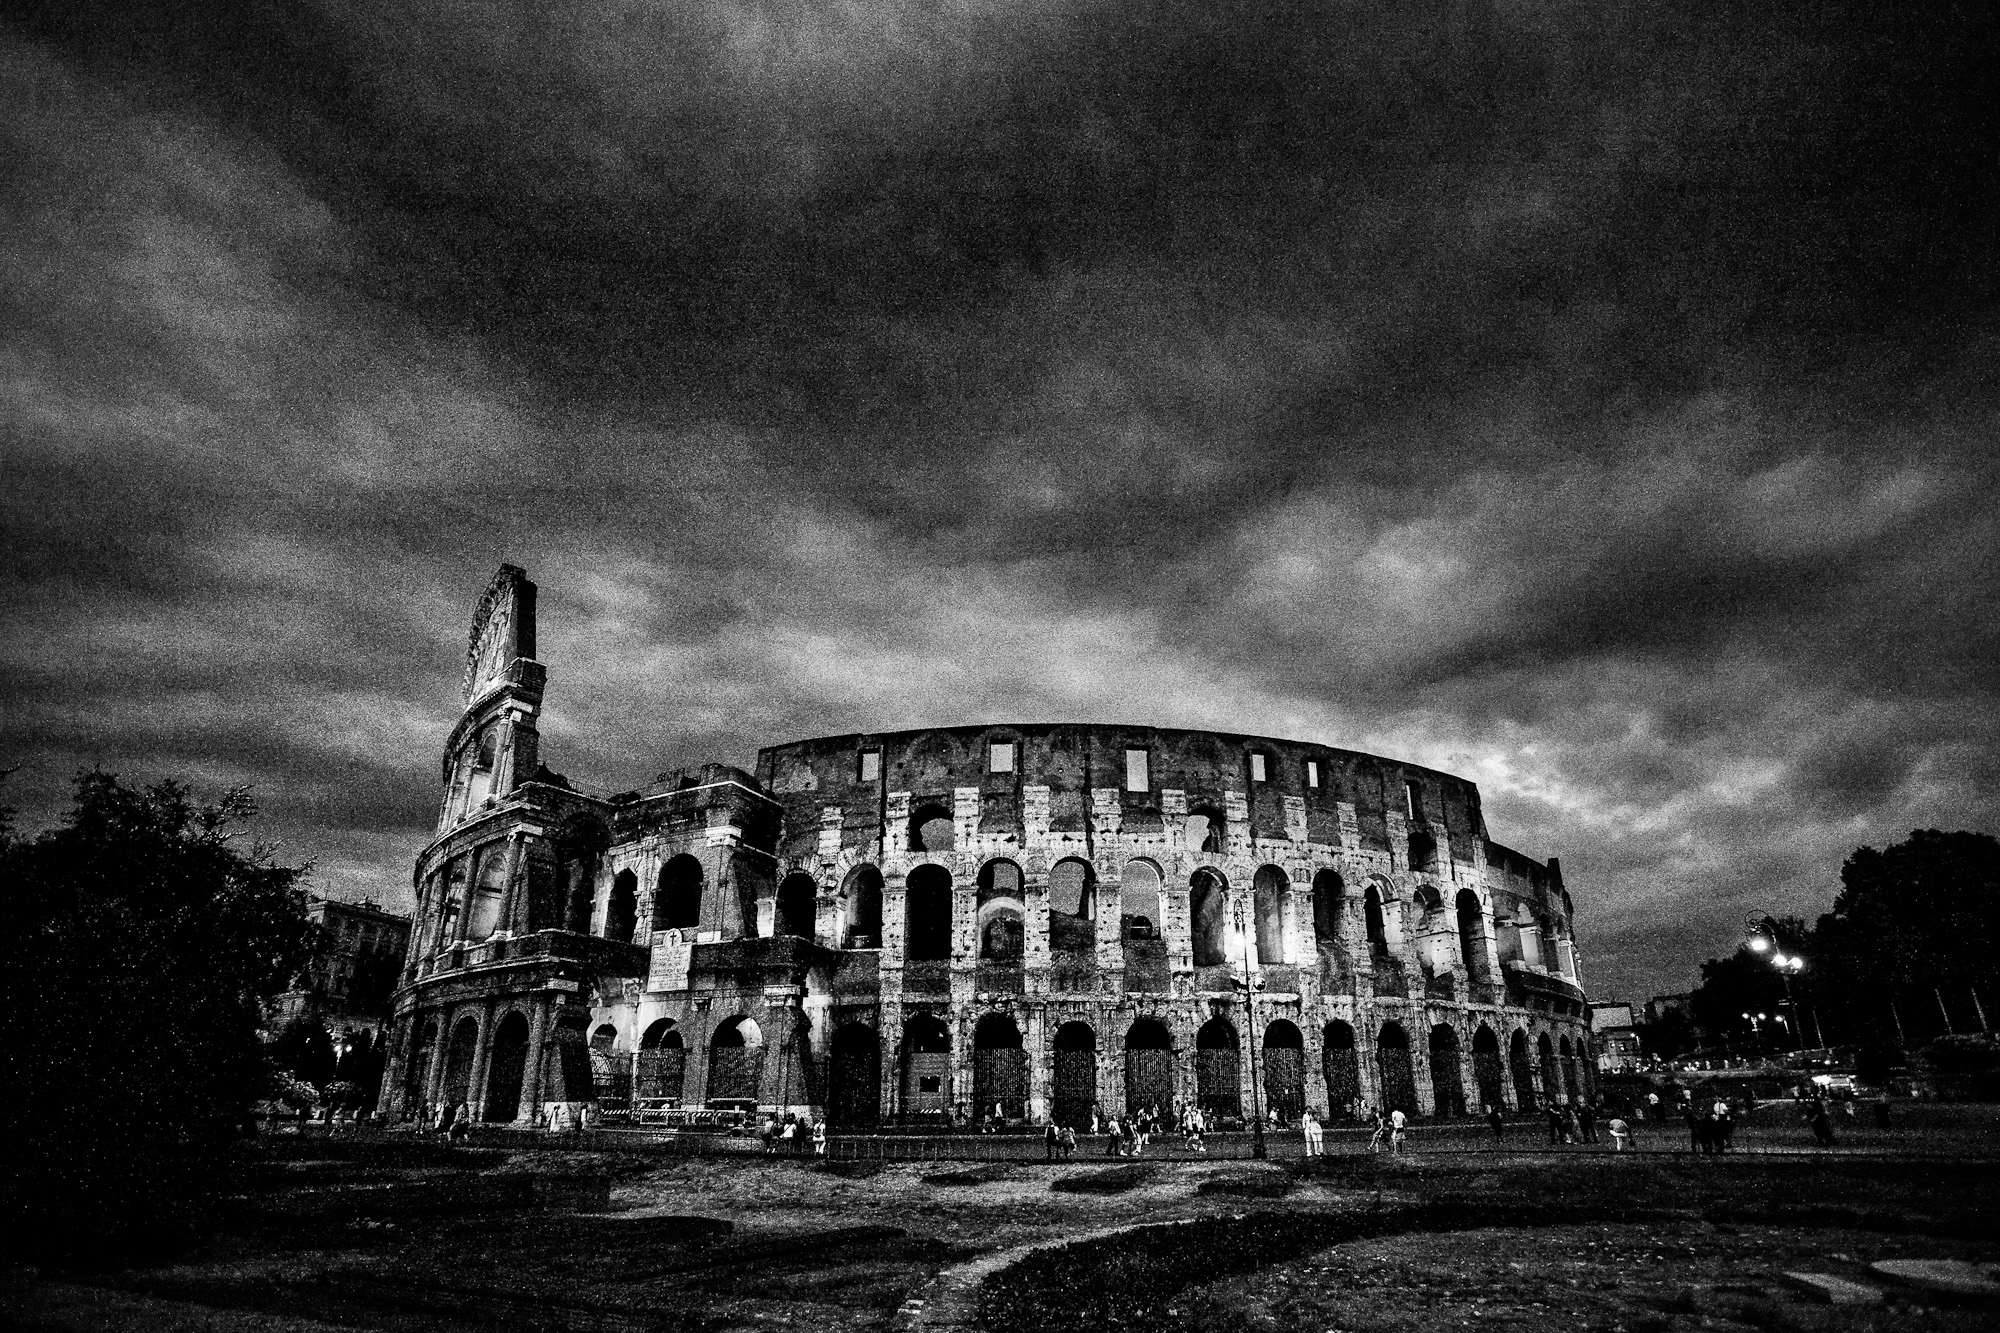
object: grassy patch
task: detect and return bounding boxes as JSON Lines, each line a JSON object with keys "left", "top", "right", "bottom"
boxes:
{"left": 1047, "top": 1163, "right": 1156, "bottom": 1194}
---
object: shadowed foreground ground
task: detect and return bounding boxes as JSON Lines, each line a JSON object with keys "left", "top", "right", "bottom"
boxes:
{"left": 4, "top": 1109, "right": 1996, "bottom": 1332}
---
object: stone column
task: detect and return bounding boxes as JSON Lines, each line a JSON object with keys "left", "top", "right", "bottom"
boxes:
{"left": 467, "top": 1002, "right": 497, "bottom": 1120}
{"left": 424, "top": 1012, "right": 452, "bottom": 1106}
{"left": 494, "top": 832, "right": 528, "bottom": 937}
{"left": 1025, "top": 1003, "right": 1048, "bottom": 1123}
{"left": 519, "top": 995, "right": 552, "bottom": 1122}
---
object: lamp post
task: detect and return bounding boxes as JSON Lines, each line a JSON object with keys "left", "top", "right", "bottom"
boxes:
{"left": 1233, "top": 902, "right": 1267, "bottom": 1160}
{"left": 1744, "top": 914, "right": 1808, "bottom": 1052}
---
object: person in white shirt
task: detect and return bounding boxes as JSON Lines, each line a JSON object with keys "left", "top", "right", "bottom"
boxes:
{"left": 1389, "top": 1107, "right": 1407, "bottom": 1153}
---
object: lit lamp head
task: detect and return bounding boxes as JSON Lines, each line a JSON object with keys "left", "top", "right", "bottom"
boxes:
{"left": 1748, "top": 935, "right": 1771, "bottom": 953}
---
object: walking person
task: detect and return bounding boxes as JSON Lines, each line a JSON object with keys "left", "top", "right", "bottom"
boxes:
{"left": 1367, "top": 1105, "right": 1388, "bottom": 1154}
{"left": 1045, "top": 1122, "right": 1059, "bottom": 1162}
{"left": 1389, "top": 1106, "right": 1407, "bottom": 1154}
{"left": 1607, "top": 1115, "right": 1632, "bottom": 1152}
{"left": 1579, "top": 1099, "right": 1599, "bottom": 1145}
{"left": 1547, "top": 1101, "right": 1565, "bottom": 1146}
{"left": 1810, "top": 1097, "right": 1837, "bottom": 1147}
{"left": 1487, "top": 1105, "right": 1505, "bottom": 1141}
{"left": 812, "top": 1118, "right": 828, "bottom": 1159}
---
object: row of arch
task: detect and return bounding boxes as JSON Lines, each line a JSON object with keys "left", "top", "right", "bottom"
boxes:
{"left": 598, "top": 854, "right": 1509, "bottom": 982}
{"left": 592, "top": 1012, "right": 1589, "bottom": 1126}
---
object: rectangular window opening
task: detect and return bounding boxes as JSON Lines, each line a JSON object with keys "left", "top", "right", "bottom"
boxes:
{"left": 1124, "top": 748, "right": 1150, "bottom": 792}
{"left": 858, "top": 749, "right": 881, "bottom": 783}
{"left": 1250, "top": 752, "right": 1268, "bottom": 783}
{"left": 1306, "top": 759, "right": 1321, "bottom": 789}
{"left": 989, "top": 741, "right": 1015, "bottom": 774}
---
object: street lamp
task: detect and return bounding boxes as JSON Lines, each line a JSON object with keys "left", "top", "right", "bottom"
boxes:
{"left": 1231, "top": 903, "right": 1267, "bottom": 1160}
{"left": 1744, "top": 914, "right": 1808, "bottom": 1051}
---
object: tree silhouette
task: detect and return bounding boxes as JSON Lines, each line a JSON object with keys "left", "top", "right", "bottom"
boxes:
{"left": 0, "top": 773, "right": 314, "bottom": 1262}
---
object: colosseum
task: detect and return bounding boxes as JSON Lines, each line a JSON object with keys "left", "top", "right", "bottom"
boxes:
{"left": 382, "top": 566, "right": 1595, "bottom": 1131}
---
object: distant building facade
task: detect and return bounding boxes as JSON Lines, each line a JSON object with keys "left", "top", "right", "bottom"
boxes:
{"left": 380, "top": 567, "right": 1596, "bottom": 1128}
{"left": 1589, "top": 1001, "right": 1642, "bottom": 1073}
{"left": 273, "top": 895, "right": 412, "bottom": 1041}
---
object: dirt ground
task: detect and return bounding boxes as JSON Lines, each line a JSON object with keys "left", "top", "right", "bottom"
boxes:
{"left": 1173, "top": 1223, "right": 1999, "bottom": 1333}
{"left": 5, "top": 1134, "right": 1998, "bottom": 1333}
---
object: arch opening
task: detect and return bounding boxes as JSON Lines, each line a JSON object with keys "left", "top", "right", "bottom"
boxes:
{"left": 606, "top": 869, "right": 638, "bottom": 943}
{"left": 1252, "top": 865, "right": 1289, "bottom": 965}
{"left": 910, "top": 802, "right": 955, "bottom": 854}
{"left": 1263, "top": 1019, "right": 1305, "bottom": 1121}
{"left": 905, "top": 865, "right": 953, "bottom": 961}
{"left": 973, "top": 1014, "right": 1027, "bottom": 1121}
{"left": 900, "top": 1013, "right": 952, "bottom": 1119}
{"left": 843, "top": 864, "right": 884, "bottom": 948}
{"left": 1120, "top": 859, "right": 1163, "bottom": 939}
{"left": 829, "top": 1023, "right": 880, "bottom": 1126}
{"left": 1190, "top": 869, "right": 1229, "bottom": 967}
{"left": 637, "top": 1018, "right": 685, "bottom": 1102}
{"left": 1047, "top": 857, "right": 1096, "bottom": 953}
{"left": 1509, "top": 1028, "right": 1536, "bottom": 1109}
{"left": 1321, "top": 1020, "right": 1360, "bottom": 1118}
{"left": 483, "top": 1011, "right": 531, "bottom": 1122}
{"left": 707, "top": 1016, "right": 764, "bottom": 1106}
{"left": 977, "top": 860, "right": 1025, "bottom": 963}
{"left": 1312, "top": 869, "right": 1344, "bottom": 947}
{"left": 1377, "top": 1021, "right": 1418, "bottom": 1117}
{"left": 1429, "top": 1023, "right": 1465, "bottom": 1117}
{"left": 1195, "top": 1017, "right": 1242, "bottom": 1120}
{"left": 775, "top": 872, "right": 817, "bottom": 940}
{"left": 1124, "top": 1018, "right": 1173, "bottom": 1117}
{"left": 1472, "top": 1023, "right": 1505, "bottom": 1111}
{"left": 656, "top": 854, "right": 703, "bottom": 933}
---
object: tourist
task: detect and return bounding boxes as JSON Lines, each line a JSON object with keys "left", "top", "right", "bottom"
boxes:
{"left": 1715, "top": 1098, "right": 1734, "bottom": 1153}
{"left": 1045, "top": 1122, "right": 1059, "bottom": 1161}
{"left": 1303, "top": 1109, "right": 1324, "bottom": 1157}
{"left": 1547, "top": 1101, "right": 1565, "bottom": 1146}
{"left": 1560, "top": 1103, "right": 1580, "bottom": 1145}
{"left": 1684, "top": 1099, "right": 1703, "bottom": 1154}
{"left": 1578, "top": 1099, "right": 1599, "bottom": 1145}
{"left": 1107, "top": 1115, "right": 1123, "bottom": 1157}
{"left": 1059, "top": 1125, "right": 1076, "bottom": 1159}
{"left": 1367, "top": 1105, "right": 1387, "bottom": 1153}
{"left": 811, "top": 1118, "right": 827, "bottom": 1158}
{"left": 1647, "top": 1090, "right": 1662, "bottom": 1121}
{"left": 449, "top": 1102, "right": 470, "bottom": 1144}
{"left": 1487, "top": 1105, "right": 1505, "bottom": 1141}
{"left": 1810, "top": 1098, "right": 1836, "bottom": 1147}
{"left": 1607, "top": 1115, "right": 1632, "bottom": 1152}
{"left": 1389, "top": 1106, "right": 1407, "bottom": 1154}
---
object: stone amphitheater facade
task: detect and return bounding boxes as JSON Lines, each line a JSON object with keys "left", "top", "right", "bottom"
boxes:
{"left": 383, "top": 567, "right": 1595, "bottom": 1129}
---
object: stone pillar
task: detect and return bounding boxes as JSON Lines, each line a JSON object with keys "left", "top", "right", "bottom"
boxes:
{"left": 467, "top": 1002, "right": 496, "bottom": 1120}
{"left": 495, "top": 832, "right": 529, "bottom": 937}
{"left": 424, "top": 1012, "right": 451, "bottom": 1107}
{"left": 519, "top": 996, "right": 552, "bottom": 1122}
{"left": 1025, "top": 1003, "right": 1048, "bottom": 1123}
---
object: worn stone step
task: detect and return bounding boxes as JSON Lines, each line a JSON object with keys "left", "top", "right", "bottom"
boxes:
{"left": 1779, "top": 1272, "right": 1883, "bottom": 1305}
{"left": 1868, "top": 1259, "right": 2000, "bottom": 1300}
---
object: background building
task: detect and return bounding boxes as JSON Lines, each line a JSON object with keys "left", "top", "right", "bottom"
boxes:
{"left": 381, "top": 567, "right": 1595, "bottom": 1127}
{"left": 273, "top": 895, "right": 412, "bottom": 1041}
{"left": 1589, "top": 1001, "right": 1642, "bottom": 1073}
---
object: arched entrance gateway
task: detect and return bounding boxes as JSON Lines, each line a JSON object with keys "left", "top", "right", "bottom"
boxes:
{"left": 637, "top": 1019, "right": 686, "bottom": 1103}
{"left": 1195, "top": 1017, "right": 1241, "bottom": 1120}
{"left": 1125, "top": 1019, "right": 1173, "bottom": 1117}
{"left": 707, "top": 1017, "right": 763, "bottom": 1107}
{"left": 442, "top": 1016, "right": 479, "bottom": 1109}
{"left": 973, "top": 1013, "right": 1027, "bottom": 1121}
{"left": 1538, "top": 1032, "right": 1561, "bottom": 1105}
{"left": 1472, "top": 1024, "right": 1505, "bottom": 1111}
{"left": 828, "top": 1023, "right": 880, "bottom": 1126}
{"left": 1322, "top": 1020, "right": 1360, "bottom": 1118}
{"left": 1510, "top": 1029, "right": 1536, "bottom": 1109}
{"left": 484, "top": 1011, "right": 531, "bottom": 1122}
{"left": 1377, "top": 1022, "right": 1418, "bottom": 1118}
{"left": 1052, "top": 1022, "right": 1096, "bottom": 1128}
{"left": 901, "top": 1013, "right": 951, "bottom": 1120}
{"left": 1428, "top": 1024, "right": 1465, "bottom": 1117}
{"left": 1263, "top": 1020, "right": 1305, "bottom": 1121}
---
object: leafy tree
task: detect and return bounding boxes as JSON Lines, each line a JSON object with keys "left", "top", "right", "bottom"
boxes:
{"left": 1690, "top": 943, "right": 1797, "bottom": 1050}
{"left": 0, "top": 773, "right": 315, "bottom": 1261}
{"left": 1813, "top": 830, "right": 2000, "bottom": 1048}
{"left": 270, "top": 1015, "right": 337, "bottom": 1089}
{"left": 1634, "top": 1006, "right": 1697, "bottom": 1061}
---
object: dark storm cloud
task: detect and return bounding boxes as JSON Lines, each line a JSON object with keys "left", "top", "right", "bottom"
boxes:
{"left": 5, "top": 2, "right": 1999, "bottom": 998}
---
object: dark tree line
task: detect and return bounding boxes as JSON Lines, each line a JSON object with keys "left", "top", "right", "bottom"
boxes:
{"left": 0, "top": 773, "right": 316, "bottom": 1261}
{"left": 1672, "top": 830, "right": 1999, "bottom": 1065}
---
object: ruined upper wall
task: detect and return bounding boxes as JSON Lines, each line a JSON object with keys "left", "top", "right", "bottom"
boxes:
{"left": 754, "top": 723, "right": 1497, "bottom": 866}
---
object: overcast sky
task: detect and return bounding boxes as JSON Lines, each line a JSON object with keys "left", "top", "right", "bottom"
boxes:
{"left": 5, "top": 2, "right": 1997, "bottom": 1003}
